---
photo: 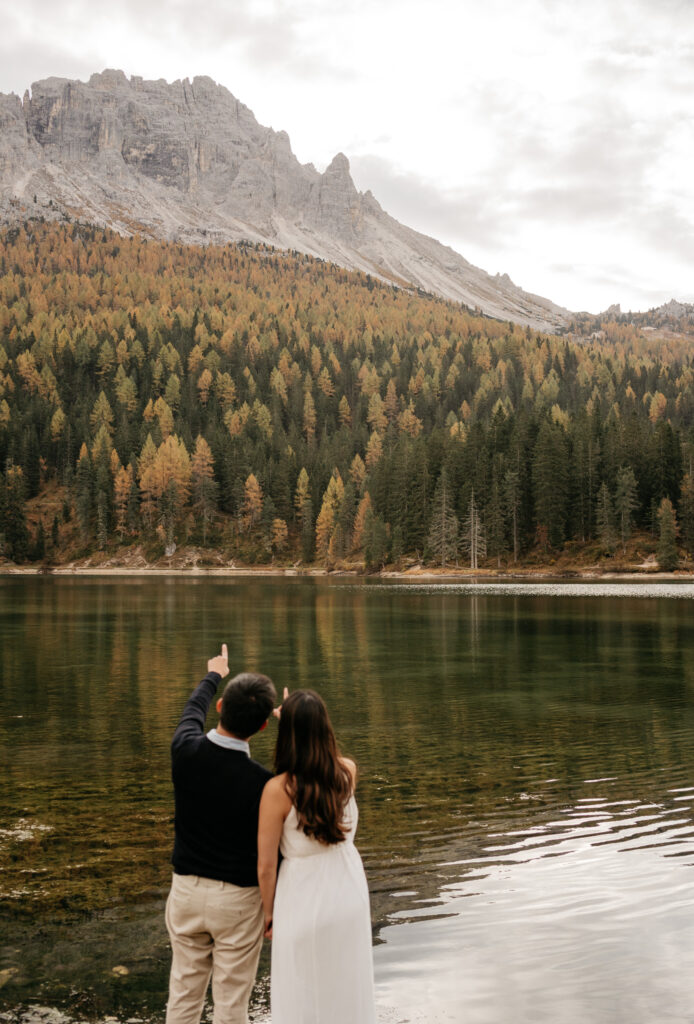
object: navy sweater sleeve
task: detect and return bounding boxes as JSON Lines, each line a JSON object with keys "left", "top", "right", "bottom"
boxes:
{"left": 171, "top": 671, "right": 221, "bottom": 757}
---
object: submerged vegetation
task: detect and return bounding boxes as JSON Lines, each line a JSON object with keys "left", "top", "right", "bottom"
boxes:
{"left": 1, "top": 221, "right": 694, "bottom": 570}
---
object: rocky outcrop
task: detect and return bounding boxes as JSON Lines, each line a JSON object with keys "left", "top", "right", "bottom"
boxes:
{"left": 0, "top": 71, "right": 570, "bottom": 332}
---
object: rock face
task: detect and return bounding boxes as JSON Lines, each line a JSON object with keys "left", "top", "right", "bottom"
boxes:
{"left": 0, "top": 71, "right": 569, "bottom": 332}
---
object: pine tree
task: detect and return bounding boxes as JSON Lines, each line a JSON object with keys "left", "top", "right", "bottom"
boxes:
{"left": 334, "top": 481, "right": 356, "bottom": 559}
{"left": 138, "top": 434, "right": 158, "bottom": 532}
{"left": 657, "top": 497, "right": 678, "bottom": 571}
{"left": 679, "top": 473, "right": 694, "bottom": 558}
{"left": 1, "top": 464, "right": 29, "bottom": 561}
{"left": 191, "top": 436, "right": 218, "bottom": 544}
{"left": 75, "top": 444, "right": 93, "bottom": 542}
{"left": 391, "top": 524, "right": 404, "bottom": 566}
{"left": 532, "top": 420, "right": 569, "bottom": 548}
{"left": 503, "top": 468, "right": 521, "bottom": 563}
{"left": 114, "top": 464, "right": 134, "bottom": 540}
{"left": 614, "top": 465, "right": 638, "bottom": 554}
{"left": 315, "top": 472, "right": 344, "bottom": 563}
{"left": 96, "top": 490, "right": 109, "bottom": 550}
{"left": 294, "top": 468, "right": 310, "bottom": 525}
{"left": 32, "top": 520, "right": 46, "bottom": 562}
{"left": 271, "top": 518, "right": 288, "bottom": 558}
{"left": 303, "top": 389, "right": 317, "bottom": 445}
{"left": 596, "top": 482, "right": 616, "bottom": 554}
{"left": 427, "top": 470, "right": 459, "bottom": 569}
{"left": 300, "top": 496, "right": 314, "bottom": 562}
{"left": 461, "top": 489, "right": 486, "bottom": 570}
{"left": 364, "top": 508, "right": 388, "bottom": 570}
{"left": 486, "top": 470, "right": 507, "bottom": 568}
{"left": 242, "top": 474, "right": 264, "bottom": 532}
{"left": 352, "top": 493, "right": 372, "bottom": 553}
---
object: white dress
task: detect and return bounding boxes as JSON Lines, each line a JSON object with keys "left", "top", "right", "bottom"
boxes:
{"left": 270, "top": 795, "right": 377, "bottom": 1024}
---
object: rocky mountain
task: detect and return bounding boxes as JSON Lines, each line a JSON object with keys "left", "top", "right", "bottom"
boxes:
{"left": 0, "top": 69, "right": 570, "bottom": 332}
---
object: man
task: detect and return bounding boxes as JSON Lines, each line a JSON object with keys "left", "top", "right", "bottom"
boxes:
{"left": 166, "top": 643, "right": 277, "bottom": 1024}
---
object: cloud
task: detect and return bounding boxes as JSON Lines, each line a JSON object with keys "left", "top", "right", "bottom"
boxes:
{"left": 0, "top": 0, "right": 693, "bottom": 311}
{"left": 0, "top": 0, "right": 355, "bottom": 95}
{"left": 349, "top": 155, "right": 510, "bottom": 249}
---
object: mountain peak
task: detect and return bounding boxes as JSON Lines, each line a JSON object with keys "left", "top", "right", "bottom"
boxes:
{"left": 0, "top": 70, "right": 569, "bottom": 332}
{"left": 327, "top": 152, "right": 351, "bottom": 174}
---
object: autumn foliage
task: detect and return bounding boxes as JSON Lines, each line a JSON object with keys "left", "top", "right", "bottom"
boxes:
{"left": 0, "top": 221, "right": 693, "bottom": 568}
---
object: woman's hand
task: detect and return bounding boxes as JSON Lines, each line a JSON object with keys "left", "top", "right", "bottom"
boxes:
{"left": 264, "top": 916, "right": 273, "bottom": 940}
{"left": 273, "top": 686, "right": 290, "bottom": 719}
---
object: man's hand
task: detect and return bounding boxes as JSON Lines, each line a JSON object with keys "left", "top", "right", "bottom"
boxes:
{"left": 207, "top": 644, "right": 229, "bottom": 679}
{"left": 264, "top": 916, "right": 273, "bottom": 939}
{"left": 273, "top": 687, "right": 290, "bottom": 719}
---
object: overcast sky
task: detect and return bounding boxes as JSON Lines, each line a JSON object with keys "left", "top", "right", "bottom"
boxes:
{"left": 1, "top": 0, "right": 692, "bottom": 313}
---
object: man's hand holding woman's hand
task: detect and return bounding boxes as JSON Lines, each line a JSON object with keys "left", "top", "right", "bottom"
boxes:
{"left": 207, "top": 644, "right": 230, "bottom": 679}
{"left": 264, "top": 916, "right": 273, "bottom": 940}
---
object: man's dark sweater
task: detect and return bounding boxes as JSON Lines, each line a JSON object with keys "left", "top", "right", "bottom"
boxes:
{"left": 171, "top": 671, "right": 272, "bottom": 886}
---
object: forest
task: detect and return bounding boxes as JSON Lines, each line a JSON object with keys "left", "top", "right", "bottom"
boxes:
{"left": 0, "top": 220, "right": 693, "bottom": 571}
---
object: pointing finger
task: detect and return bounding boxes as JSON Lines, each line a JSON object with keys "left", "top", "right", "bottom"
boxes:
{"left": 221, "top": 643, "right": 228, "bottom": 660}
{"left": 283, "top": 687, "right": 289, "bottom": 699}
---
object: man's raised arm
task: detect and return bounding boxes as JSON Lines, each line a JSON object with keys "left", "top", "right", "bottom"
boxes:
{"left": 171, "top": 644, "right": 229, "bottom": 756}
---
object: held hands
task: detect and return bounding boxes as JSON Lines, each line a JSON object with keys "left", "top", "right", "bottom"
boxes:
{"left": 207, "top": 644, "right": 230, "bottom": 679}
{"left": 273, "top": 687, "right": 290, "bottom": 719}
{"left": 264, "top": 916, "right": 273, "bottom": 940}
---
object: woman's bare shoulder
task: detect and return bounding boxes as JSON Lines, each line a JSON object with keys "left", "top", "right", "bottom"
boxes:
{"left": 263, "top": 772, "right": 292, "bottom": 805}
{"left": 339, "top": 756, "right": 358, "bottom": 785}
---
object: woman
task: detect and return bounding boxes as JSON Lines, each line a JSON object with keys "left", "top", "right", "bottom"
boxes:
{"left": 258, "top": 689, "right": 376, "bottom": 1024}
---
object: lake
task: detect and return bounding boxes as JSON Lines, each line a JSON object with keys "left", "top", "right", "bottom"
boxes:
{"left": 1, "top": 576, "right": 693, "bottom": 1023}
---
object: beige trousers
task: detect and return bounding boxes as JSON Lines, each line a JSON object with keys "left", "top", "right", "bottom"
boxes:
{"left": 165, "top": 873, "right": 265, "bottom": 1024}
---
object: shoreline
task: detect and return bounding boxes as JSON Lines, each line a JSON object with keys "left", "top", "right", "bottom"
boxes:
{"left": 1, "top": 564, "right": 693, "bottom": 582}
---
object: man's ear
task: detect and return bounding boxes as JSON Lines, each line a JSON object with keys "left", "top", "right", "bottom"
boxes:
{"left": 259, "top": 720, "right": 268, "bottom": 732}
{"left": 216, "top": 697, "right": 222, "bottom": 714}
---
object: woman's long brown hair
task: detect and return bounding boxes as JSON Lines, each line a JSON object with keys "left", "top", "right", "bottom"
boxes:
{"left": 274, "top": 690, "right": 353, "bottom": 845}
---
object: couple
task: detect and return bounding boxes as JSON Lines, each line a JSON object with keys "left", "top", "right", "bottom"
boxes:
{"left": 165, "top": 644, "right": 376, "bottom": 1024}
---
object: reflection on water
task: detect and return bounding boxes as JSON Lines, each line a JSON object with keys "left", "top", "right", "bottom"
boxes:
{"left": 1, "top": 578, "right": 693, "bottom": 1023}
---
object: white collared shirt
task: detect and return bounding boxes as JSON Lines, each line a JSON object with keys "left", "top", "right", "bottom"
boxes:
{"left": 206, "top": 729, "right": 250, "bottom": 756}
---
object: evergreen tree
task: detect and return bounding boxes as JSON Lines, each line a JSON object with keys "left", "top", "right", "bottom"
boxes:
{"left": 1, "top": 464, "right": 29, "bottom": 561}
{"left": 679, "top": 473, "right": 694, "bottom": 558}
{"left": 191, "top": 436, "right": 218, "bottom": 544}
{"left": 242, "top": 474, "right": 264, "bottom": 533}
{"left": 75, "top": 444, "right": 93, "bottom": 542}
{"left": 460, "top": 489, "right": 486, "bottom": 570}
{"left": 96, "top": 491, "right": 109, "bottom": 550}
{"left": 300, "top": 496, "right": 314, "bottom": 562}
{"left": 391, "top": 524, "right": 404, "bottom": 566}
{"left": 503, "top": 468, "right": 521, "bottom": 563}
{"left": 614, "top": 465, "right": 638, "bottom": 554}
{"left": 31, "top": 520, "right": 46, "bottom": 562}
{"left": 427, "top": 469, "right": 459, "bottom": 569}
{"left": 364, "top": 508, "right": 388, "bottom": 570}
{"left": 126, "top": 460, "right": 140, "bottom": 535}
{"left": 532, "top": 421, "right": 569, "bottom": 548}
{"left": 595, "top": 482, "right": 616, "bottom": 554}
{"left": 486, "top": 469, "right": 507, "bottom": 568}
{"left": 656, "top": 497, "right": 678, "bottom": 571}
{"left": 22, "top": 426, "right": 41, "bottom": 499}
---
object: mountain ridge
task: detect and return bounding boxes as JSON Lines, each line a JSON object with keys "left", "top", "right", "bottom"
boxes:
{"left": 0, "top": 69, "right": 570, "bottom": 332}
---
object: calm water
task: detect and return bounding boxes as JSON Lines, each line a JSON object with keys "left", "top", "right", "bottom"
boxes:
{"left": 1, "top": 576, "right": 693, "bottom": 1023}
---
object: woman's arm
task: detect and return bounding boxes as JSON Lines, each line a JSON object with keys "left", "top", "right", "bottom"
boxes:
{"left": 257, "top": 776, "right": 291, "bottom": 937}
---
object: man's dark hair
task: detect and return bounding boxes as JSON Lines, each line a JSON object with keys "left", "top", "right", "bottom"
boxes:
{"left": 220, "top": 672, "right": 276, "bottom": 739}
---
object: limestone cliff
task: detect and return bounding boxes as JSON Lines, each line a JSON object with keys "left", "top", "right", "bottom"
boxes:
{"left": 0, "top": 70, "right": 569, "bottom": 332}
